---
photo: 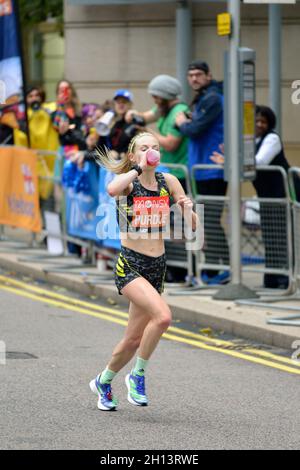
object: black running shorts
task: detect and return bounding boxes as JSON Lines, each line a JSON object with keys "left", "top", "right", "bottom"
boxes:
{"left": 114, "top": 246, "right": 166, "bottom": 295}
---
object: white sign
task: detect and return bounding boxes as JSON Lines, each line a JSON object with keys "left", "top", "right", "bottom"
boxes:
{"left": 44, "top": 211, "right": 64, "bottom": 255}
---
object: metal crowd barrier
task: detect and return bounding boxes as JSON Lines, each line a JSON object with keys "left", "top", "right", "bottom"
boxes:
{"left": 35, "top": 152, "right": 114, "bottom": 281}
{"left": 15, "top": 150, "right": 95, "bottom": 269}
{"left": 236, "top": 166, "right": 296, "bottom": 314}
{"left": 170, "top": 164, "right": 230, "bottom": 296}
{"left": 244, "top": 166, "right": 293, "bottom": 290}
{"left": 1, "top": 146, "right": 297, "bottom": 312}
{"left": 172, "top": 165, "right": 295, "bottom": 298}
{"left": 237, "top": 166, "right": 300, "bottom": 326}
{"left": 161, "top": 163, "right": 195, "bottom": 289}
{"left": 0, "top": 146, "right": 114, "bottom": 282}
{"left": 193, "top": 163, "right": 230, "bottom": 281}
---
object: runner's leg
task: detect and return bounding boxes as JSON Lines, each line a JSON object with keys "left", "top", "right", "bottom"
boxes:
{"left": 121, "top": 277, "right": 172, "bottom": 360}
{"left": 107, "top": 301, "right": 151, "bottom": 372}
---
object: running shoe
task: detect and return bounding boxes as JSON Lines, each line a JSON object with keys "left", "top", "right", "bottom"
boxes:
{"left": 89, "top": 375, "right": 118, "bottom": 411}
{"left": 201, "top": 271, "right": 231, "bottom": 286}
{"left": 125, "top": 372, "right": 148, "bottom": 406}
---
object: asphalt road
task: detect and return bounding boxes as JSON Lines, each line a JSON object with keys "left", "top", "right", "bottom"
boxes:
{"left": 1, "top": 275, "right": 300, "bottom": 451}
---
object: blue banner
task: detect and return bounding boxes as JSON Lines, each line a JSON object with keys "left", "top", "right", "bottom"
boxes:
{"left": 96, "top": 167, "right": 121, "bottom": 250}
{"left": 64, "top": 160, "right": 100, "bottom": 241}
{"left": 0, "top": 0, "right": 23, "bottom": 101}
{"left": 64, "top": 163, "right": 169, "bottom": 247}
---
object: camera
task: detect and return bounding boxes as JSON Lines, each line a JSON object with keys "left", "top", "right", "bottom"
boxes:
{"left": 125, "top": 114, "right": 146, "bottom": 138}
{"left": 30, "top": 101, "right": 41, "bottom": 111}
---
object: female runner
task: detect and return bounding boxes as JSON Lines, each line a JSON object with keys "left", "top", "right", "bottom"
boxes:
{"left": 90, "top": 132, "right": 198, "bottom": 410}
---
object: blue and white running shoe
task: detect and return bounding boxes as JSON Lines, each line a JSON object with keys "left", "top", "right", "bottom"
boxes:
{"left": 125, "top": 372, "right": 148, "bottom": 406}
{"left": 89, "top": 375, "right": 118, "bottom": 411}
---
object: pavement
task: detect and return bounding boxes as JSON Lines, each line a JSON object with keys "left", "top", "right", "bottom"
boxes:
{"left": 1, "top": 226, "right": 300, "bottom": 351}
{"left": 2, "top": 285, "right": 300, "bottom": 450}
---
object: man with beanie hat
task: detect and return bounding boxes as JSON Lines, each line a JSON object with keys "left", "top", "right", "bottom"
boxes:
{"left": 147, "top": 74, "right": 182, "bottom": 101}
{"left": 175, "top": 60, "right": 230, "bottom": 285}
{"left": 126, "top": 74, "right": 189, "bottom": 186}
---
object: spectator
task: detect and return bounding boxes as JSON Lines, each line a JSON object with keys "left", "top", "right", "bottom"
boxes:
{"left": 211, "top": 105, "right": 298, "bottom": 289}
{"left": 0, "top": 103, "right": 16, "bottom": 144}
{"left": 80, "top": 91, "right": 138, "bottom": 164}
{"left": 14, "top": 86, "right": 59, "bottom": 151}
{"left": 175, "top": 60, "right": 230, "bottom": 285}
{"left": 81, "top": 102, "right": 102, "bottom": 137}
{"left": 26, "top": 86, "right": 43, "bottom": 108}
{"left": 73, "top": 102, "right": 107, "bottom": 168}
{"left": 52, "top": 79, "right": 87, "bottom": 184}
{"left": 52, "top": 79, "right": 86, "bottom": 152}
{"left": 52, "top": 80, "right": 86, "bottom": 257}
{"left": 0, "top": 94, "right": 25, "bottom": 145}
{"left": 10, "top": 86, "right": 60, "bottom": 219}
{"left": 109, "top": 89, "right": 140, "bottom": 157}
{"left": 255, "top": 106, "right": 297, "bottom": 288}
{"left": 126, "top": 74, "right": 189, "bottom": 190}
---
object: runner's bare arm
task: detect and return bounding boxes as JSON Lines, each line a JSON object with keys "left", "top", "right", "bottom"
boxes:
{"left": 107, "top": 154, "right": 148, "bottom": 197}
{"left": 164, "top": 173, "right": 199, "bottom": 232}
{"left": 107, "top": 171, "right": 137, "bottom": 198}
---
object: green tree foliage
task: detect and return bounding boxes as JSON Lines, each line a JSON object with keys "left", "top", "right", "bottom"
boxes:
{"left": 19, "top": 0, "right": 63, "bottom": 28}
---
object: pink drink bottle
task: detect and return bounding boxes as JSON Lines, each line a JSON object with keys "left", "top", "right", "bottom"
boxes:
{"left": 146, "top": 149, "right": 160, "bottom": 166}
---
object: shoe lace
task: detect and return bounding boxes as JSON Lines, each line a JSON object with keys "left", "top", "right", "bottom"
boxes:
{"left": 103, "top": 383, "right": 113, "bottom": 400}
{"left": 97, "top": 379, "right": 113, "bottom": 401}
{"left": 135, "top": 374, "right": 145, "bottom": 395}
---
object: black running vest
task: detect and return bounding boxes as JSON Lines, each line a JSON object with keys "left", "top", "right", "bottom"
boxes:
{"left": 116, "top": 172, "right": 171, "bottom": 233}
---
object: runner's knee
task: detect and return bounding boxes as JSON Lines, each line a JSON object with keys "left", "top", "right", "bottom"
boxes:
{"left": 155, "top": 306, "right": 172, "bottom": 331}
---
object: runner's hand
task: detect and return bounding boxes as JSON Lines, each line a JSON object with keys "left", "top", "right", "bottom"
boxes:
{"left": 177, "top": 195, "right": 193, "bottom": 212}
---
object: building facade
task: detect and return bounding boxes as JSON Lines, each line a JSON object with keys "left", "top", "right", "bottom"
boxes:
{"left": 64, "top": 0, "right": 300, "bottom": 162}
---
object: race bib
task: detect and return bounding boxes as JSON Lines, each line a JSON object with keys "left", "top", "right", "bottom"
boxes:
{"left": 132, "top": 196, "right": 170, "bottom": 230}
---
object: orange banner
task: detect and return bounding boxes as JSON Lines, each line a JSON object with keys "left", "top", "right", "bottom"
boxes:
{"left": 0, "top": 147, "right": 41, "bottom": 232}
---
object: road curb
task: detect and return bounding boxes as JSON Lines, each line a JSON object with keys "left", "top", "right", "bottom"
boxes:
{"left": 0, "top": 254, "right": 299, "bottom": 350}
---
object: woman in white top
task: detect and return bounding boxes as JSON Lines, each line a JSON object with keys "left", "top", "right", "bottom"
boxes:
{"left": 211, "top": 105, "right": 294, "bottom": 289}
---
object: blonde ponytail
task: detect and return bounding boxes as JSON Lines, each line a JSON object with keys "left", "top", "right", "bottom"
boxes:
{"left": 94, "top": 146, "right": 132, "bottom": 175}
{"left": 94, "top": 132, "right": 156, "bottom": 174}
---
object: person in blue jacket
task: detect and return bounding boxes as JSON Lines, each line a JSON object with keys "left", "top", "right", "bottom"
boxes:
{"left": 175, "top": 60, "right": 230, "bottom": 285}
